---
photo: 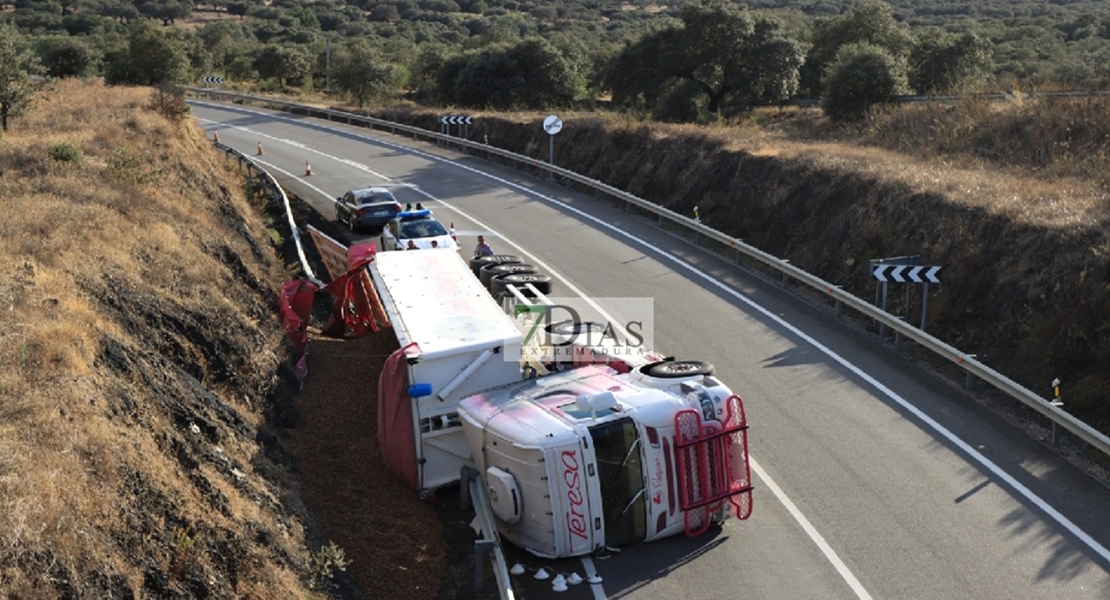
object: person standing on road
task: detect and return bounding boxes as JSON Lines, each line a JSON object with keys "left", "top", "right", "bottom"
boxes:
{"left": 473, "top": 235, "right": 494, "bottom": 258}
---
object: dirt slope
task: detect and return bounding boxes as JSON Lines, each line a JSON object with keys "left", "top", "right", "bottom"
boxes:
{"left": 0, "top": 79, "right": 459, "bottom": 599}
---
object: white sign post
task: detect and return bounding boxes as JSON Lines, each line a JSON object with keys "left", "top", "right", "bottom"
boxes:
{"left": 543, "top": 115, "right": 562, "bottom": 181}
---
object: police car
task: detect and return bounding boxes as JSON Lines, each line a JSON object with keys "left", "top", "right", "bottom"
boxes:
{"left": 378, "top": 209, "right": 459, "bottom": 251}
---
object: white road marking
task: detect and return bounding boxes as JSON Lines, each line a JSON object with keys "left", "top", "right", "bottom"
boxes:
{"left": 579, "top": 556, "right": 606, "bottom": 600}
{"left": 195, "top": 103, "right": 1110, "bottom": 595}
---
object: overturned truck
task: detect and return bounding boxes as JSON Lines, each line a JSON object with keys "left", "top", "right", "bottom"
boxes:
{"left": 370, "top": 248, "right": 752, "bottom": 558}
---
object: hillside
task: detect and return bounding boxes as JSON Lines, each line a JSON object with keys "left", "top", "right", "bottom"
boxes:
{"left": 0, "top": 79, "right": 457, "bottom": 598}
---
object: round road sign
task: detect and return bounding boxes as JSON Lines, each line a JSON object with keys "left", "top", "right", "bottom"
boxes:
{"left": 543, "top": 115, "right": 563, "bottom": 135}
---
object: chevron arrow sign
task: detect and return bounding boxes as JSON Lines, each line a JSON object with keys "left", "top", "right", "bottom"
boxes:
{"left": 439, "top": 114, "right": 473, "bottom": 125}
{"left": 873, "top": 264, "right": 942, "bottom": 283}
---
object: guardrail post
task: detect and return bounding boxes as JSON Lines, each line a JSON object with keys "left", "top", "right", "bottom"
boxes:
{"left": 473, "top": 540, "right": 496, "bottom": 591}
{"left": 965, "top": 355, "right": 977, "bottom": 389}
{"left": 830, "top": 286, "right": 842, "bottom": 318}
{"left": 781, "top": 260, "right": 790, "bottom": 287}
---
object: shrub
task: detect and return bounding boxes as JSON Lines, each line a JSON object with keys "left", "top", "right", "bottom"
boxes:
{"left": 821, "top": 42, "right": 909, "bottom": 122}
{"left": 47, "top": 143, "right": 82, "bottom": 164}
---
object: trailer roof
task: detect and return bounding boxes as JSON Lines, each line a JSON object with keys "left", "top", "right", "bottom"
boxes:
{"left": 371, "top": 248, "right": 523, "bottom": 359}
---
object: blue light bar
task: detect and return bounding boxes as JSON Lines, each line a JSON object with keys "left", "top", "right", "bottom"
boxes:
{"left": 398, "top": 209, "right": 431, "bottom": 219}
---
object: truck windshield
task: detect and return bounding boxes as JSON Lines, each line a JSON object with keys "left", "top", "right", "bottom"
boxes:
{"left": 588, "top": 417, "right": 646, "bottom": 547}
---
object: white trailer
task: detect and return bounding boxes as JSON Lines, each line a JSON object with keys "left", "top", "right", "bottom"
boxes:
{"left": 371, "top": 248, "right": 524, "bottom": 495}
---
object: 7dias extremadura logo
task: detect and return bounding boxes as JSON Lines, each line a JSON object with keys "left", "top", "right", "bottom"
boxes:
{"left": 508, "top": 297, "right": 655, "bottom": 363}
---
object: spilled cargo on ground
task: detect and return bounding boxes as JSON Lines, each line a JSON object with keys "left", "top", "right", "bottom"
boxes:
{"left": 370, "top": 247, "right": 753, "bottom": 558}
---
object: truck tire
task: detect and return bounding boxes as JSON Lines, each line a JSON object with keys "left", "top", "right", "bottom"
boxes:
{"left": 544, "top": 320, "right": 606, "bottom": 344}
{"left": 470, "top": 254, "right": 521, "bottom": 277}
{"left": 480, "top": 263, "right": 536, "bottom": 288}
{"left": 644, "top": 360, "right": 714, "bottom": 378}
{"left": 491, "top": 273, "right": 553, "bottom": 298}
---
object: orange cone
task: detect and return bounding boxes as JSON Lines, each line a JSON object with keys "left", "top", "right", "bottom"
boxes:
{"left": 212, "top": 130, "right": 220, "bottom": 142}
{"left": 305, "top": 160, "right": 312, "bottom": 176}
{"left": 256, "top": 141, "right": 264, "bottom": 156}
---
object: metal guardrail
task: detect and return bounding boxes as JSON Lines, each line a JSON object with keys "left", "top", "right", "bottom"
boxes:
{"left": 212, "top": 140, "right": 322, "bottom": 286}
{"left": 190, "top": 89, "right": 1110, "bottom": 464}
{"left": 462, "top": 467, "right": 516, "bottom": 600}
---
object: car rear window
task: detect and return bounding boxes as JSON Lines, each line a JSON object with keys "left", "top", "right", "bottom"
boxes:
{"left": 356, "top": 192, "right": 396, "bottom": 206}
{"left": 400, "top": 219, "right": 448, "bottom": 238}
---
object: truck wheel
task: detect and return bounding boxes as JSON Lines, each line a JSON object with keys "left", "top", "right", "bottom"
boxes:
{"left": 491, "top": 273, "right": 552, "bottom": 297}
{"left": 470, "top": 254, "right": 522, "bottom": 277}
{"left": 480, "top": 263, "right": 536, "bottom": 288}
{"left": 645, "top": 360, "right": 714, "bottom": 378}
{"left": 544, "top": 320, "right": 605, "bottom": 345}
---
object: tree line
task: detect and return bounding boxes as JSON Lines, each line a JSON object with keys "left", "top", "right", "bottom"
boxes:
{"left": 2, "top": 0, "right": 1110, "bottom": 127}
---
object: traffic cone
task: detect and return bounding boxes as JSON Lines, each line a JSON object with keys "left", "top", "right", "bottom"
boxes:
{"left": 304, "top": 160, "right": 312, "bottom": 176}
{"left": 212, "top": 130, "right": 219, "bottom": 143}
{"left": 256, "top": 141, "right": 264, "bottom": 156}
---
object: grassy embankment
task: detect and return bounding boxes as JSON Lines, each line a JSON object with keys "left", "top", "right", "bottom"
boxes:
{"left": 0, "top": 79, "right": 325, "bottom": 597}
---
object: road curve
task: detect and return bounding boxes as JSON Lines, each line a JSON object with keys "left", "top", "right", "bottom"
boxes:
{"left": 192, "top": 102, "right": 1110, "bottom": 600}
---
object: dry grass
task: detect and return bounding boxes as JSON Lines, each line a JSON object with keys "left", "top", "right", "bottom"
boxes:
{"left": 723, "top": 98, "right": 1110, "bottom": 231}
{"left": 0, "top": 80, "right": 321, "bottom": 597}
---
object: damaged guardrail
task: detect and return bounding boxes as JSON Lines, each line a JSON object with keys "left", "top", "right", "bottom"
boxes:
{"left": 190, "top": 89, "right": 1110, "bottom": 465}
{"left": 212, "top": 140, "right": 322, "bottom": 286}
{"left": 461, "top": 467, "right": 516, "bottom": 600}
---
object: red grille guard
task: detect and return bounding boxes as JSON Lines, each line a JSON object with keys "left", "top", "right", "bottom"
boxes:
{"left": 674, "top": 394, "right": 753, "bottom": 537}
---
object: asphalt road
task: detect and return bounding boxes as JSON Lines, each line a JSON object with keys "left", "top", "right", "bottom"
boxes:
{"left": 192, "top": 101, "right": 1110, "bottom": 600}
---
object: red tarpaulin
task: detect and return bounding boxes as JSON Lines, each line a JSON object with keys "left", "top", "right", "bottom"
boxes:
{"left": 378, "top": 342, "right": 419, "bottom": 491}
{"left": 278, "top": 279, "right": 319, "bottom": 387}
